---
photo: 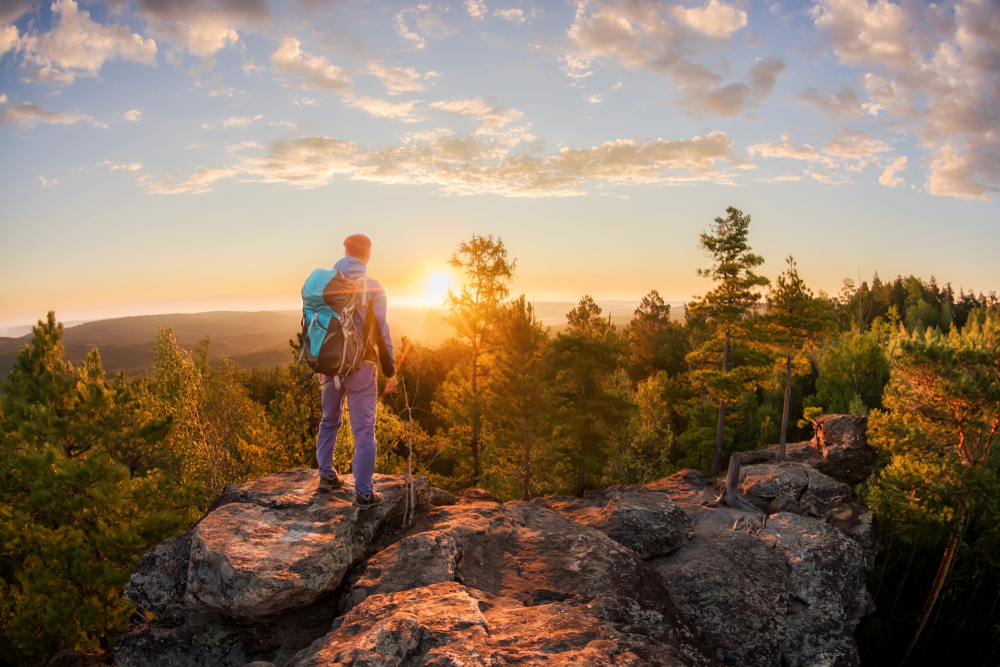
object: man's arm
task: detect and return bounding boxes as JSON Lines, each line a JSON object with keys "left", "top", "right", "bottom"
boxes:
{"left": 369, "top": 282, "right": 395, "bottom": 378}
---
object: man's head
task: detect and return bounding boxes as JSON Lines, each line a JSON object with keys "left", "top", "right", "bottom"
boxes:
{"left": 344, "top": 234, "right": 372, "bottom": 264}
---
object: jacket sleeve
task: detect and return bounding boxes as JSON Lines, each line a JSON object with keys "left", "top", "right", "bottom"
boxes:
{"left": 368, "top": 282, "right": 396, "bottom": 378}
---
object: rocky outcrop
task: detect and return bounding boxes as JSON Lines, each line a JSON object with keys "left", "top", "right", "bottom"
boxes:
{"left": 533, "top": 487, "right": 693, "bottom": 559}
{"left": 116, "top": 415, "right": 878, "bottom": 667}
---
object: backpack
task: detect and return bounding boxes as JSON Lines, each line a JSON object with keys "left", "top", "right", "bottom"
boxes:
{"left": 299, "top": 268, "right": 370, "bottom": 387}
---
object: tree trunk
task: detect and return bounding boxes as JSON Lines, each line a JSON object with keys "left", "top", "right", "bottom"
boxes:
{"left": 470, "top": 353, "right": 479, "bottom": 486}
{"left": 711, "top": 330, "right": 731, "bottom": 476}
{"left": 576, "top": 469, "right": 585, "bottom": 498}
{"left": 522, "top": 417, "right": 531, "bottom": 501}
{"left": 778, "top": 353, "right": 792, "bottom": 461}
{"left": 902, "top": 504, "right": 966, "bottom": 666}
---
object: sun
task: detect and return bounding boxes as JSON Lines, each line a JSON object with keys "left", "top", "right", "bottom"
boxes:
{"left": 424, "top": 272, "right": 454, "bottom": 302}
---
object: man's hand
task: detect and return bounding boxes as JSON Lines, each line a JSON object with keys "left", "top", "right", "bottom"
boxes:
{"left": 385, "top": 377, "right": 399, "bottom": 394}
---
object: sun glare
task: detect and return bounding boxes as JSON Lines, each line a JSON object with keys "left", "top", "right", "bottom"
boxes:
{"left": 424, "top": 272, "right": 454, "bottom": 302}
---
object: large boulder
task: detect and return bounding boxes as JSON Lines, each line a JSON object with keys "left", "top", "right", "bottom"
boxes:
{"left": 289, "top": 582, "right": 694, "bottom": 667}
{"left": 740, "top": 415, "right": 875, "bottom": 487}
{"left": 532, "top": 486, "right": 694, "bottom": 559}
{"left": 739, "top": 462, "right": 854, "bottom": 518}
{"left": 812, "top": 415, "right": 877, "bottom": 485}
{"left": 116, "top": 470, "right": 430, "bottom": 667}
{"left": 648, "top": 465, "right": 875, "bottom": 667}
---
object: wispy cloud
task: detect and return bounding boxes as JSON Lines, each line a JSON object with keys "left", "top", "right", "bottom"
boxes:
{"left": 270, "top": 37, "right": 351, "bottom": 92}
{"left": 141, "top": 167, "right": 236, "bottom": 194}
{"left": 348, "top": 97, "right": 423, "bottom": 123}
{"left": 430, "top": 97, "right": 524, "bottom": 130}
{"left": 1, "top": 102, "right": 107, "bottom": 128}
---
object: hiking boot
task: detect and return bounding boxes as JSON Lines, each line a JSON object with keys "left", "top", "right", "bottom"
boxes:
{"left": 353, "top": 491, "right": 384, "bottom": 509}
{"left": 318, "top": 473, "right": 344, "bottom": 492}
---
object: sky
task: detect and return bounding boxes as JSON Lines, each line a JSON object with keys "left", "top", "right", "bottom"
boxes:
{"left": 1, "top": 0, "right": 998, "bottom": 330}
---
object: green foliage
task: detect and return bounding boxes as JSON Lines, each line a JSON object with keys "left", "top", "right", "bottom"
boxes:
{"left": 0, "top": 314, "right": 202, "bottom": 666}
{"left": 857, "top": 308, "right": 1000, "bottom": 664}
{"left": 624, "top": 290, "right": 687, "bottom": 382}
{"left": 441, "top": 234, "right": 517, "bottom": 484}
{"left": 688, "top": 206, "right": 770, "bottom": 327}
{"left": 483, "top": 296, "right": 554, "bottom": 500}
{"left": 547, "top": 296, "right": 631, "bottom": 492}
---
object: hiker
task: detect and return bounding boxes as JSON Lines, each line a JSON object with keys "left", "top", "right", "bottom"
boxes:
{"left": 312, "top": 234, "right": 397, "bottom": 507}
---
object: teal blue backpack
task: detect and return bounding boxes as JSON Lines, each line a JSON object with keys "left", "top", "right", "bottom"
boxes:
{"left": 299, "top": 269, "right": 369, "bottom": 387}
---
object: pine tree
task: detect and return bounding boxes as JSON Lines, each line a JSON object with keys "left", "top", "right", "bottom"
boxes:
{"left": 687, "top": 207, "right": 770, "bottom": 475}
{"left": 766, "top": 257, "right": 835, "bottom": 459}
{"left": 547, "top": 296, "right": 630, "bottom": 493}
{"left": 486, "top": 296, "right": 552, "bottom": 500}
{"left": 624, "top": 290, "right": 687, "bottom": 382}
{"left": 442, "top": 234, "right": 516, "bottom": 486}
{"left": 863, "top": 309, "right": 1000, "bottom": 663}
{"left": 0, "top": 314, "right": 200, "bottom": 666}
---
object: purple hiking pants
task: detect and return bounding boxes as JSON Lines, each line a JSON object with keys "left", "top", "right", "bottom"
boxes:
{"left": 316, "top": 363, "right": 378, "bottom": 494}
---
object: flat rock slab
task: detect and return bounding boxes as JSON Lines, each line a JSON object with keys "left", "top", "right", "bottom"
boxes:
{"left": 288, "top": 582, "right": 694, "bottom": 667}
{"left": 184, "top": 470, "right": 429, "bottom": 618}
{"left": 533, "top": 487, "right": 694, "bottom": 558}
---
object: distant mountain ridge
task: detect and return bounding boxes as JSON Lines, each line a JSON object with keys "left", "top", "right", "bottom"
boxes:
{"left": 0, "top": 301, "right": 683, "bottom": 379}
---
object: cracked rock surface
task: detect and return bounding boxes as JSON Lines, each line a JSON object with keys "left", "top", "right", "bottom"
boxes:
{"left": 116, "top": 415, "right": 877, "bottom": 667}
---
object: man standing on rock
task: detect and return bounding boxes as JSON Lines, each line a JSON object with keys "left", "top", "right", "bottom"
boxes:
{"left": 316, "top": 234, "right": 397, "bottom": 508}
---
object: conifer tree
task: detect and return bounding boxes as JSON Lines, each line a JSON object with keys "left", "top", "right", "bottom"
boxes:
{"left": 487, "top": 296, "right": 551, "bottom": 500}
{"left": 442, "top": 234, "right": 516, "bottom": 486}
{"left": 0, "top": 314, "right": 200, "bottom": 665}
{"left": 766, "top": 257, "right": 835, "bottom": 459}
{"left": 624, "top": 290, "right": 687, "bottom": 381}
{"left": 687, "top": 207, "right": 770, "bottom": 475}
{"left": 868, "top": 309, "right": 1000, "bottom": 662}
{"left": 547, "top": 296, "right": 629, "bottom": 492}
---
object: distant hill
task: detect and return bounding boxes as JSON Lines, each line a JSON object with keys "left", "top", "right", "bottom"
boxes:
{"left": 0, "top": 301, "right": 684, "bottom": 379}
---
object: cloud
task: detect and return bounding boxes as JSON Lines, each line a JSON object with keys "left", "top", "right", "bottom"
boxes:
{"left": 13, "top": 0, "right": 157, "bottom": 86}
{"left": 748, "top": 57, "right": 785, "bottom": 98}
{"left": 0, "top": 102, "right": 107, "bottom": 128}
{"left": 37, "top": 176, "right": 57, "bottom": 187}
{"left": 811, "top": 0, "right": 1000, "bottom": 199}
{"left": 568, "top": 1, "right": 719, "bottom": 84}
{"left": 569, "top": 2, "right": 782, "bottom": 118}
{"left": 270, "top": 37, "right": 351, "bottom": 92}
{"left": 670, "top": 0, "right": 748, "bottom": 38}
{"left": 747, "top": 140, "right": 822, "bottom": 161}
{"left": 395, "top": 5, "right": 458, "bottom": 50}
{"left": 200, "top": 114, "right": 263, "bottom": 129}
{"left": 588, "top": 94, "right": 604, "bottom": 103}
{"left": 796, "top": 85, "right": 863, "bottom": 119}
{"left": 822, "top": 128, "right": 890, "bottom": 166}
{"left": 123, "top": 109, "right": 141, "bottom": 121}
{"left": 430, "top": 97, "right": 523, "bottom": 130}
{"left": 878, "top": 155, "right": 906, "bottom": 187}
{"left": 925, "top": 144, "right": 997, "bottom": 201}
{"left": 271, "top": 120, "right": 299, "bottom": 130}
{"left": 559, "top": 55, "right": 593, "bottom": 79}
{"left": 493, "top": 8, "right": 525, "bottom": 23}
{"left": 0, "top": 93, "right": 7, "bottom": 104}
{"left": 220, "top": 129, "right": 744, "bottom": 196}
{"left": 141, "top": 167, "right": 236, "bottom": 194}
{"left": 131, "top": 0, "right": 267, "bottom": 63}
{"left": 1, "top": 23, "right": 17, "bottom": 55}
{"left": 348, "top": 97, "right": 423, "bottom": 123}
{"left": 100, "top": 160, "right": 143, "bottom": 171}
{"left": 193, "top": 73, "right": 234, "bottom": 97}
{"left": 465, "top": 0, "right": 487, "bottom": 19}
{"left": 367, "top": 59, "right": 425, "bottom": 95}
